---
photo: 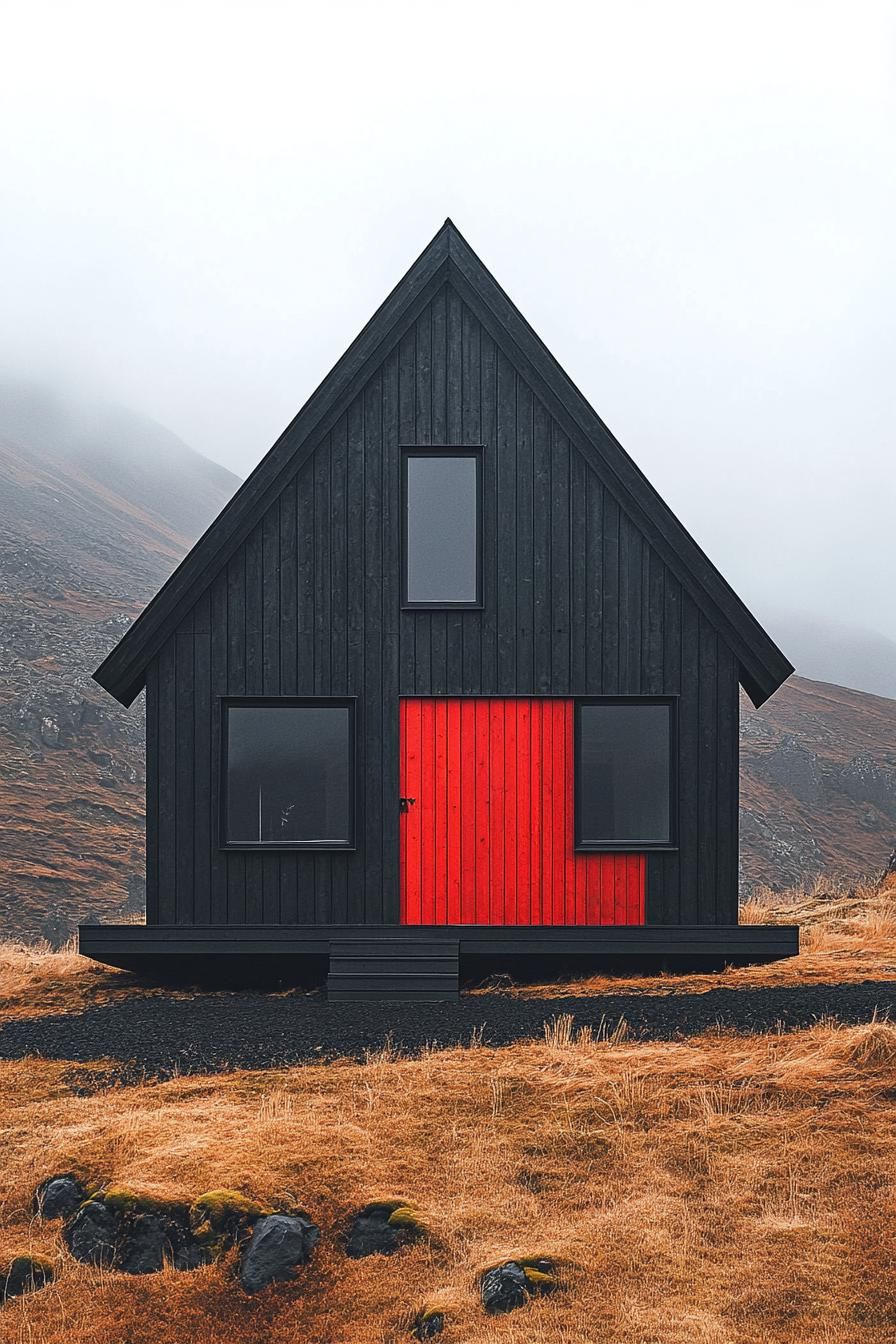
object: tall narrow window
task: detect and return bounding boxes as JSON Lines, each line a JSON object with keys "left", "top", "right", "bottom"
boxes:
{"left": 575, "top": 699, "right": 675, "bottom": 848}
{"left": 223, "top": 699, "right": 355, "bottom": 849}
{"left": 402, "top": 448, "right": 482, "bottom": 607}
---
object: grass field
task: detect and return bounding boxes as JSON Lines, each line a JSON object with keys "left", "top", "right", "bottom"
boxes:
{"left": 0, "top": 879, "right": 894, "bottom": 1343}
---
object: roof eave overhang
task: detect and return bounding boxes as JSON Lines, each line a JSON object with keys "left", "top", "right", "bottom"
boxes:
{"left": 739, "top": 656, "right": 795, "bottom": 710}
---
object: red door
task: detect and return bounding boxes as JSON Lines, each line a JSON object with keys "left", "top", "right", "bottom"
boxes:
{"left": 399, "top": 698, "right": 645, "bottom": 925}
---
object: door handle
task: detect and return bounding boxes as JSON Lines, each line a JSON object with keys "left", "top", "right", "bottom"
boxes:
{"left": 399, "top": 797, "right": 416, "bottom": 813}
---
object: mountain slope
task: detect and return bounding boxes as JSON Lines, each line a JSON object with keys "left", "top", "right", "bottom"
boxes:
{"left": 0, "top": 380, "right": 239, "bottom": 941}
{"left": 740, "top": 676, "right": 896, "bottom": 890}
{"left": 0, "top": 380, "right": 892, "bottom": 939}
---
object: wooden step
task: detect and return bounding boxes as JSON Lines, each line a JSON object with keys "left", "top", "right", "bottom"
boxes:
{"left": 327, "top": 935, "right": 460, "bottom": 1002}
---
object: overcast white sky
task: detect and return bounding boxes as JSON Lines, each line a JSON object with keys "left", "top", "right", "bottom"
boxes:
{"left": 1, "top": 1, "right": 894, "bottom": 645}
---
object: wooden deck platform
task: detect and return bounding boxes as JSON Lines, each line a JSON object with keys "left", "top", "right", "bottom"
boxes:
{"left": 79, "top": 923, "right": 799, "bottom": 998}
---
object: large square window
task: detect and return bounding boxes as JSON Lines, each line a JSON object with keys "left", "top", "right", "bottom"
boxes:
{"left": 575, "top": 699, "right": 675, "bottom": 849}
{"left": 222, "top": 699, "right": 355, "bottom": 848}
{"left": 402, "top": 448, "right": 482, "bottom": 606}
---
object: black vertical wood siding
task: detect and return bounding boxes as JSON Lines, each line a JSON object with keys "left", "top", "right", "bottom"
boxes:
{"left": 147, "top": 281, "right": 740, "bottom": 927}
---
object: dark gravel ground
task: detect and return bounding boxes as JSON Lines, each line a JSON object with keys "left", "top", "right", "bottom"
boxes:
{"left": 1, "top": 980, "right": 895, "bottom": 1079}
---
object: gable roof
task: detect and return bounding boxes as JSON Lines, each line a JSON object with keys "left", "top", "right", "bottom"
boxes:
{"left": 94, "top": 219, "right": 793, "bottom": 709}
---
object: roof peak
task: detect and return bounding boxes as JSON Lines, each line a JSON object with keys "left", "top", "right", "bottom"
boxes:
{"left": 93, "top": 222, "right": 792, "bottom": 708}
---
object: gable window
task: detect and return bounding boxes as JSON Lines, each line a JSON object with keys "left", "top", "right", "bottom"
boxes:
{"left": 575, "top": 699, "right": 675, "bottom": 849}
{"left": 222, "top": 699, "right": 355, "bottom": 849}
{"left": 402, "top": 447, "right": 482, "bottom": 607}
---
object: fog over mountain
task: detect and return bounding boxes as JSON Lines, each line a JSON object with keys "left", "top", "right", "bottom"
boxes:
{"left": 0, "top": 377, "right": 239, "bottom": 942}
{"left": 762, "top": 612, "right": 896, "bottom": 702}
{"left": 0, "top": 378, "right": 238, "bottom": 549}
{"left": 1, "top": 3, "right": 893, "bottom": 667}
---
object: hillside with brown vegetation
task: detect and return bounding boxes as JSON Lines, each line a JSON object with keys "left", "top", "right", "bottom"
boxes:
{"left": 0, "top": 379, "right": 893, "bottom": 940}
{"left": 0, "top": 380, "right": 239, "bottom": 941}
{"left": 740, "top": 677, "right": 896, "bottom": 890}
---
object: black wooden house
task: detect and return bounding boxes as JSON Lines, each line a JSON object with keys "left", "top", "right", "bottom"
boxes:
{"left": 82, "top": 222, "right": 798, "bottom": 998}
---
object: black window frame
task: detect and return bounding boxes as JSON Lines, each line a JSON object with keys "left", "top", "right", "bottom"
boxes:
{"left": 400, "top": 445, "right": 484, "bottom": 609}
{"left": 218, "top": 696, "right": 358, "bottom": 852}
{"left": 573, "top": 696, "right": 678, "bottom": 852}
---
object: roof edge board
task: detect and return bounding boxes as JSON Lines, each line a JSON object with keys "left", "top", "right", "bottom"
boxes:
{"left": 443, "top": 226, "right": 793, "bottom": 703}
{"left": 93, "top": 238, "right": 454, "bottom": 705}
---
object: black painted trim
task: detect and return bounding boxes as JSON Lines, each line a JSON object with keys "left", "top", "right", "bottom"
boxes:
{"left": 442, "top": 228, "right": 794, "bottom": 707}
{"left": 399, "top": 445, "right": 484, "bottom": 609}
{"left": 94, "top": 241, "right": 452, "bottom": 706}
{"left": 573, "top": 697, "right": 678, "bottom": 851}
{"left": 218, "top": 696, "right": 359, "bottom": 852}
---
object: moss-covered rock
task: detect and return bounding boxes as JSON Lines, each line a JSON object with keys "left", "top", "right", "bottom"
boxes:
{"left": 32, "top": 1173, "right": 88, "bottom": 1220}
{"left": 346, "top": 1200, "right": 426, "bottom": 1258}
{"left": 189, "top": 1189, "right": 271, "bottom": 1260}
{"left": 56, "top": 1180, "right": 313, "bottom": 1279}
{"left": 411, "top": 1307, "right": 445, "bottom": 1338}
{"left": 63, "top": 1190, "right": 202, "bottom": 1274}
{"left": 101, "top": 1186, "right": 190, "bottom": 1222}
{"left": 98, "top": 1185, "right": 143, "bottom": 1214}
{"left": 387, "top": 1205, "right": 427, "bottom": 1233}
{"left": 522, "top": 1262, "right": 557, "bottom": 1289}
{"left": 1, "top": 1255, "right": 55, "bottom": 1304}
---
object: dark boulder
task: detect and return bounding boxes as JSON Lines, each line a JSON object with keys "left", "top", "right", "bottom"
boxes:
{"left": 480, "top": 1259, "right": 557, "bottom": 1314}
{"left": 238, "top": 1213, "right": 320, "bottom": 1293}
{"left": 1, "top": 1255, "right": 55, "bottom": 1303}
{"left": 480, "top": 1262, "right": 529, "bottom": 1314}
{"left": 115, "top": 1214, "right": 170, "bottom": 1275}
{"left": 116, "top": 1209, "right": 199, "bottom": 1275}
{"left": 346, "top": 1202, "right": 424, "bottom": 1258}
{"left": 174, "top": 1241, "right": 206, "bottom": 1271}
{"left": 32, "top": 1173, "right": 88, "bottom": 1220}
{"left": 63, "top": 1199, "right": 123, "bottom": 1267}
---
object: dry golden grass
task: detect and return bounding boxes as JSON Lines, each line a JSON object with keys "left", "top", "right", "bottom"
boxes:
{"left": 1, "top": 1018, "right": 895, "bottom": 1343}
{"left": 492, "top": 875, "right": 896, "bottom": 998}
{"left": 2, "top": 879, "right": 894, "bottom": 1338}
{"left": 0, "top": 937, "right": 159, "bottom": 1022}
